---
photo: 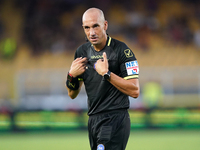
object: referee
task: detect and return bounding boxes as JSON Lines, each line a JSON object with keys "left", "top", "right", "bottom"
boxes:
{"left": 66, "top": 8, "right": 140, "bottom": 150}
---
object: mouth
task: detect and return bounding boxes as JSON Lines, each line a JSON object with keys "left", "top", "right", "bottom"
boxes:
{"left": 90, "top": 36, "right": 98, "bottom": 42}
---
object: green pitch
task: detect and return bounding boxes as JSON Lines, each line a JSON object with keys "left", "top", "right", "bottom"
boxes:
{"left": 0, "top": 129, "right": 200, "bottom": 150}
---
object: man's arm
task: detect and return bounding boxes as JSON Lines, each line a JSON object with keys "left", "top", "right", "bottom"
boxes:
{"left": 108, "top": 74, "right": 139, "bottom": 98}
{"left": 95, "top": 52, "right": 140, "bottom": 98}
{"left": 66, "top": 80, "right": 84, "bottom": 99}
{"left": 66, "top": 57, "right": 87, "bottom": 99}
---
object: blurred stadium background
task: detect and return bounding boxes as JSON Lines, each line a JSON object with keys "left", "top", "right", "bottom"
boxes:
{"left": 0, "top": 0, "right": 200, "bottom": 149}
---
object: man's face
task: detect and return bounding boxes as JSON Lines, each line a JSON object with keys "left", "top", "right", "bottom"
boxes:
{"left": 82, "top": 14, "right": 107, "bottom": 46}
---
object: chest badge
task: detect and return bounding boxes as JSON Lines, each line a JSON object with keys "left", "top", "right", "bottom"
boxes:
{"left": 124, "top": 49, "right": 133, "bottom": 58}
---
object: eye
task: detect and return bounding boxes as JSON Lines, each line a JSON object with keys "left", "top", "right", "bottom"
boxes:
{"left": 84, "top": 26, "right": 89, "bottom": 30}
{"left": 93, "top": 24, "right": 99, "bottom": 28}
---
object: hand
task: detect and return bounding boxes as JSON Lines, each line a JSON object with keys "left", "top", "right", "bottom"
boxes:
{"left": 95, "top": 52, "right": 109, "bottom": 76}
{"left": 69, "top": 57, "right": 88, "bottom": 77}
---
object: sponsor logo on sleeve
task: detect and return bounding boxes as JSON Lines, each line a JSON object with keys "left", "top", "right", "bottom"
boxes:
{"left": 125, "top": 60, "right": 139, "bottom": 75}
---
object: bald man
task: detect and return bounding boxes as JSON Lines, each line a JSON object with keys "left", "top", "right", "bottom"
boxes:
{"left": 66, "top": 8, "right": 140, "bottom": 150}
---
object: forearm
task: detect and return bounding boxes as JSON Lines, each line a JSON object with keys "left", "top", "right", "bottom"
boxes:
{"left": 108, "top": 72, "right": 140, "bottom": 98}
{"left": 66, "top": 81, "right": 83, "bottom": 99}
{"left": 66, "top": 57, "right": 87, "bottom": 99}
{"left": 66, "top": 87, "right": 81, "bottom": 99}
{"left": 94, "top": 52, "right": 139, "bottom": 98}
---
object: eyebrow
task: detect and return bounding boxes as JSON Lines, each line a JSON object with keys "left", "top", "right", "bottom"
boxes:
{"left": 93, "top": 23, "right": 99, "bottom": 27}
{"left": 83, "top": 23, "right": 100, "bottom": 28}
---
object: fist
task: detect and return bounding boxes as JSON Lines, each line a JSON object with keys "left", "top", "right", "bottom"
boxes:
{"left": 94, "top": 52, "right": 109, "bottom": 76}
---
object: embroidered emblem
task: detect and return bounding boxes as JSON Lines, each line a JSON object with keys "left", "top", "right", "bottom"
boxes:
{"left": 124, "top": 49, "right": 133, "bottom": 58}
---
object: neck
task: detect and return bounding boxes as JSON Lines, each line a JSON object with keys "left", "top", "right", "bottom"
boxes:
{"left": 93, "top": 35, "right": 107, "bottom": 52}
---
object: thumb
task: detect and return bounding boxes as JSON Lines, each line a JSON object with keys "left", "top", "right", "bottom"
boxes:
{"left": 103, "top": 52, "right": 107, "bottom": 61}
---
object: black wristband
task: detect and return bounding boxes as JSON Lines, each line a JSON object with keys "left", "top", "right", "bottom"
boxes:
{"left": 66, "top": 75, "right": 79, "bottom": 90}
{"left": 67, "top": 72, "right": 74, "bottom": 82}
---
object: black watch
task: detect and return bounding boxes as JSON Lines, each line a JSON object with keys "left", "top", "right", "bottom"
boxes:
{"left": 103, "top": 71, "right": 111, "bottom": 80}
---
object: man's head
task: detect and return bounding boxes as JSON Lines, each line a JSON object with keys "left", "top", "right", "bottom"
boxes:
{"left": 82, "top": 8, "right": 108, "bottom": 51}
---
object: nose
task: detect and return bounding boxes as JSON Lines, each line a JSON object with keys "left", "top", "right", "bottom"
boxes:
{"left": 90, "top": 28, "right": 95, "bottom": 36}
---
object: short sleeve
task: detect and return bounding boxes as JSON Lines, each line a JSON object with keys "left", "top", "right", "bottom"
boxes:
{"left": 118, "top": 44, "right": 139, "bottom": 80}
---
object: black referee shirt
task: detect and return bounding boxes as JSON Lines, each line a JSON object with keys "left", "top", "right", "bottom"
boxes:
{"left": 74, "top": 36, "right": 139, "bottom": 116}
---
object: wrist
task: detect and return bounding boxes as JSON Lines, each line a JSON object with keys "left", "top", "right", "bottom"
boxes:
{"left": 66, "top": 72, "right": 79, "bottom": 90}
{"left": 67, "top": 72, "right": 77, "bottom": 82}
{"left": 103, "top": 70, "right": 111, "bottom": 80}
{"left": 68, "top": 71, "right": 77, "bottom": 78}
{"left": 102, "top": 69, "right": 109, "bottom": 76}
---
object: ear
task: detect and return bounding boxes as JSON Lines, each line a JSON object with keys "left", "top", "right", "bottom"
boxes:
{"left": 104, "top": 20, "right": 108, "bottom": 30}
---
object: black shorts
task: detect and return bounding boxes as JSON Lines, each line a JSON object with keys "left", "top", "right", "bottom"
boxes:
{"left": 88, "top": 109, "right": 130, "bottom": 150}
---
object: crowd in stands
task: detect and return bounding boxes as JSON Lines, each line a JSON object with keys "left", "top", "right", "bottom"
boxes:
{"left": 1, "top": 0, "right": 200, "bottom": 57}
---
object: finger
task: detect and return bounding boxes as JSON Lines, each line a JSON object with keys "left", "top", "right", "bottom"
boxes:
{"left": 82, "top": 64, "right": 86, "bottom": 68}
{"left": 79, "top": 57, "right": 88, "bottom": 63}
{"left": 84, "top": 65, "right": 88, "bottom": 70}
{"left": 96, "top": 59, "right": 101, "bottom": 63}
{"left": 82, "top": 57, "right": 87, "bottom": 60}
{"left": 82, "top": 59, "right": 88, "bottom": 64}
{"left": 103, "top": 52, "right": 107, "bottom": 61}
{"left": 74, "top": 57, "right": 82, "bottom": 62}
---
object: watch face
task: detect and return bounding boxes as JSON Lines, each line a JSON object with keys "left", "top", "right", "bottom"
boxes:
{"left": 104, "top": 73, "right": 110, "bottom": 80}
